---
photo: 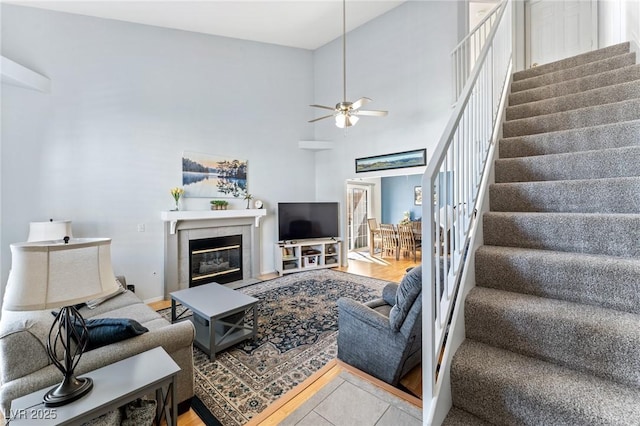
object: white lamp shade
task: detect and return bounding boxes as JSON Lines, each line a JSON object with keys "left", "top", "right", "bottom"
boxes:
{"left": 4, "top": 238, "right": 120, "bottom": 311}
{"left": 27, "top": 220, "right": 73, "bottom": 242}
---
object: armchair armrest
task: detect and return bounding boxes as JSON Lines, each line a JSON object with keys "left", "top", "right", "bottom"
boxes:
{"left": 337, "top": 297, "right": 389, "bottom": 331}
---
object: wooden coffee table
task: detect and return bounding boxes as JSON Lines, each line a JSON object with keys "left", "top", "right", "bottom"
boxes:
{"left": 170, "top": 282, "right": 259, "bottom": 360}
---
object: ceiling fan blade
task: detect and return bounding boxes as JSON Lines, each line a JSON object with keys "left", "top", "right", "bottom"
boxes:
{"left": 356, "top": 110, "right": 388, "bottom": 117}
{"left": 351, "top": 97, "right": 372, "bottom": 110}
{"left": 310, "top": 104, "right": 336, "bottom": 111}
{"left": 308, "top": 114, "right": 335, "bottom": 123}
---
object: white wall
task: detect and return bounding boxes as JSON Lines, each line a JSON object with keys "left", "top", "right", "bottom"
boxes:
{"left": 311, "top": 1, "right": 462, "bottom": 237}
{"left": 0, "top": 2, "right": 3, "bottom": 306}
{"left": 1, "top": 2, "right": 464, "bottom": 302}
{"left": 625, "top": 0, "right": 640, "bottom": 48}
{"left": 1, "top": 4, "right": 315, "bottom": 301}
{"left": 599, "top": 0, "right": 624, "bottom": 46}
{"left": 597, "top": 0, "right": 639, "bottom": 49}
{"left": 470, "top": 1, "right": 501, "bottom": 30}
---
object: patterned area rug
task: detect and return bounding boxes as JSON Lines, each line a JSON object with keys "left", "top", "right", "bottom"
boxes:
{"left": 160, "top": 269, "right": 390, "bottom": 425}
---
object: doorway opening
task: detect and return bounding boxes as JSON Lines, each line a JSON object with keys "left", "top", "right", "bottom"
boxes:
{"left": 346, "top": 183, "right": 371, "bottom": 252}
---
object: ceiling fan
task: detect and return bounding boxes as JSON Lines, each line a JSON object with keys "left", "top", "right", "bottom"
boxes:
{"left": 309, "top": 0, "right": 388, "bottom": 129}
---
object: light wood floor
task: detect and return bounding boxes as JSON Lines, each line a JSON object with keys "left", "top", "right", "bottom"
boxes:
{"left": 153, "top": 248, "right": 422, "bottom": 426}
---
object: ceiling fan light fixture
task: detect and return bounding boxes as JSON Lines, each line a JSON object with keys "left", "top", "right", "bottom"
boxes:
{"left": 335, "top": 113, "right": 359, "bottom": 129}
{"left": 308, "top": 0, "right": 387, "bottom": 128}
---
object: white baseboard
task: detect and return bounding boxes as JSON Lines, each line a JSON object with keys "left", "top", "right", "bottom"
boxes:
{"left": 144, "top": 295, "right": 165, "bottom": 304}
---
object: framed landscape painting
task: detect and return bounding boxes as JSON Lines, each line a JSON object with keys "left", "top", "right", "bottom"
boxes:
{"left": 355, "top": 149, "right": 427, "bottom": 173}
{"left": 182, "top": 151, "right": 248, "bottom": 198}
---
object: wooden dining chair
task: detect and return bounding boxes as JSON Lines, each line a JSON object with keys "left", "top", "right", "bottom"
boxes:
{"left": 411, "top": 220, "right": 422, "bottom": 236}
{"left": 367, "top": 218, "right": 382, "bottom": 255}
{"left": 379, "top": 223, "right": 400, "bottom": 260}
{"left": 398, "top": 223, "right": 421, "bottom": 262}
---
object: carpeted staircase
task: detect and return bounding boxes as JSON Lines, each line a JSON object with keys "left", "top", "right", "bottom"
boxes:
{"left": 443, "top": 42, "right": 640, "bottom": 425}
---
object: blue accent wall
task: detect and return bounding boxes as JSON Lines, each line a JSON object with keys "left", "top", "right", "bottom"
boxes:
{"left": 381, "top": 174, "right": 422, "bottom": 224}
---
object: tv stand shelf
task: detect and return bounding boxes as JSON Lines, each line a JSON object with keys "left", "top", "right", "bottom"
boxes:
{"left": 275, "top": 239, "right": 341, "bottom": 275}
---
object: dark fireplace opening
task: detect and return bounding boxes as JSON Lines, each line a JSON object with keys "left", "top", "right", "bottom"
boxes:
{"left": 189, "top": 235, "right": 242, "bottom": 286}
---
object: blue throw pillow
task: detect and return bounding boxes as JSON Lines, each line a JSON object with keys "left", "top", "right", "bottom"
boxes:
{"left": 78, "top": 318, "right": 148, "bottom": 351}
{"left": 51, "top": 312, "right": 149, "bottom": 352}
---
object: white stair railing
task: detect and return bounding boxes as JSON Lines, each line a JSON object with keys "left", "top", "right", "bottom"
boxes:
{"left": 422, "top": 0, "right": 512, "bottom": 419}
{"left": 451, "top": 1, "right": 504, "bottom": 103}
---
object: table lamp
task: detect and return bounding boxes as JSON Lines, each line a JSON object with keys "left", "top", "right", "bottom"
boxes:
{"left": 3, "top": 237, "right": 120, "bottom": 407}
{"left": 27, "top": 219, "right": 73, "bottom": 242}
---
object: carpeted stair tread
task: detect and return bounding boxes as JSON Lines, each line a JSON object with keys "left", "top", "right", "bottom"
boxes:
{"left": 499, "top": 119, "right": 640, "bottom": 158}
{"left": 465, "top": 287, "right": 640, "bottom": 389}
{"left": 506, "top": 80, "right": 640, "bottom": 121}
{"left": 442, "top": 407, "right": 493, "bottom": 426}
{"left": 513, "top": 42, "right": 630, "bottom": 82}
{"left": 474, "top": 245, "right": 640, "bottom": 315}
{"left": 483, "top": 211, "right": 640, "bottom": 257}
{"left": 451, "top": 339, "right": 640, "bottom": 425}
{"left": 502, "top": 98, "right": 640, "bottom": 137}
{"left": 495, "top": 145, "right": 640, "bottom": 182}
{"left": 509, "top": 63, "right": 640, "bottom": 106}
{"left": 489, "top": 176, "right": 640, "bottom": 213}
{"left": 511, "top": 52, "right": 636, "bottom": 93}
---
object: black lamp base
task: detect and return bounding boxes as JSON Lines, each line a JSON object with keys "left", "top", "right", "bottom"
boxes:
{"left": 45, "top": 305, "right": 94, "bottom": 407}
{"left": 43, "top": 376, "right": 93, "bottom": 407}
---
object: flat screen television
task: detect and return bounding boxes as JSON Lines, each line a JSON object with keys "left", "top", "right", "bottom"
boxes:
{"left": 278, "top": 202, "right": 340, "bottom": 242}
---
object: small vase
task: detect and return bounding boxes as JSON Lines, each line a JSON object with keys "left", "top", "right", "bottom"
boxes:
{"left": 174, "top": 198, "right": 183, "bottom": 211}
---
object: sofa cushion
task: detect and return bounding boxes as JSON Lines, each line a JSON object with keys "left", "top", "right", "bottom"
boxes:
{"left": 80, "top": 291, "right": 141, "bottom": 319}
{"left": 85, "top": 278, "right": 127, "bottom": 309}
{"left": 389, "top": 266, "right": 422, "bottom": 331}
{"left": 93, "top": 302, "right": 163, "bottom": 325}
{"left": 0, "top": 313, "right": 52, "bottom": 384}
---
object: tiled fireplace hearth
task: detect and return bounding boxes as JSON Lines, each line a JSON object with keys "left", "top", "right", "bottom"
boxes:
{"left": 161, "top": 210, "right": 266, "bottom": 297}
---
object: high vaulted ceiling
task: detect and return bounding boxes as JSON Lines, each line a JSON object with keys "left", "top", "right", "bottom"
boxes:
{"left": 7, "top": 1, "right": 406, "bottom": 50}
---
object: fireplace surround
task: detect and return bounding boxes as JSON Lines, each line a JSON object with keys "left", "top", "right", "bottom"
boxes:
{"left": 162, "top": 210, "right": 266, "bottom": 297}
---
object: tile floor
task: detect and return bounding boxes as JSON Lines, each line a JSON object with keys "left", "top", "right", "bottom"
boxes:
{"left": 280, "top": 370, "right": 422, "bottom": 426}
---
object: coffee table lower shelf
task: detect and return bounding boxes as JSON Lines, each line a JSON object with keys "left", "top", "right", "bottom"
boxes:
{"left": 190, "top": 309, "right": 257, "bottom": 357}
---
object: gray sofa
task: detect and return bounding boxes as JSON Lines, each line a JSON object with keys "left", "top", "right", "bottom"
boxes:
{"left": 0, "top": 277, "right": 195, "bottom": 422}
{"left": 337, "top": 266, "right": 422, "bottom": 386}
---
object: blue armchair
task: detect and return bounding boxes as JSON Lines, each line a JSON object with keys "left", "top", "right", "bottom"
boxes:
{"left": 337, "top": 266, "right": 422, "bottom": 386}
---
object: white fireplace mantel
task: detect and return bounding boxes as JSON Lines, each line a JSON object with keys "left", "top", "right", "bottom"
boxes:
{"left": 160, "top": 209, "right": 267, "bottom": 234}
{"left": 162, "top": 209, "right": 266, "bottom": 296}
